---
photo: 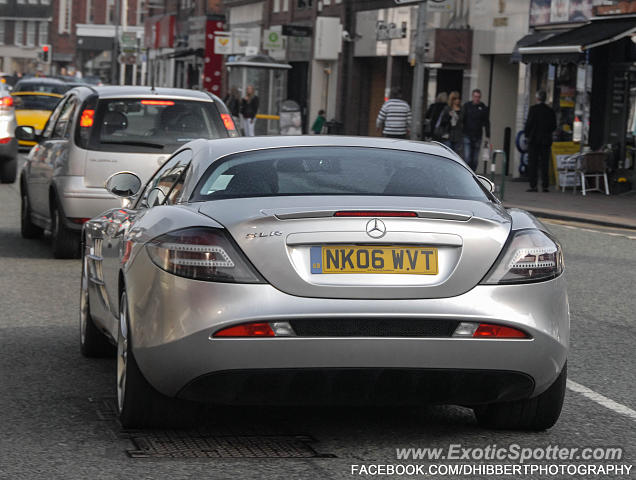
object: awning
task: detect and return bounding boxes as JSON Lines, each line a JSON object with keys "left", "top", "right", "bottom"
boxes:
{"left": 519, "top": 17, "right": 636, "bottom": 64}
{"left": 510, "top": 29, "right": 566, "bottom": 63}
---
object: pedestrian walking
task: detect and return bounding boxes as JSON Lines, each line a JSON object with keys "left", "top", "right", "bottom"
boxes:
{"left": 376, "top": 87, "right": 411, "bottom": 139}
{"left": 311, "top": 109, "right": 326, "bottom": 134}
{"left": 461, "top": 89, "right": 490, "bottom": 171}
{"left": 223, "top": 86, "right": 241, "bottom": 129}
{"left": 525, "top": 90, "right": 556, "bottom": 192}
{"left": 424, "top": 92, "right": 448, "bottom": 140}
{"left": 436, "top": 91, "right": 464, "bottom": 156}
{"left": 240, "top": 85, "right": 259, "bottom": 137}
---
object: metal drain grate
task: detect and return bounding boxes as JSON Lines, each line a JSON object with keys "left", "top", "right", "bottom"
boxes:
{"left": 126, "top": 432, "right": 327, "bottom": 458}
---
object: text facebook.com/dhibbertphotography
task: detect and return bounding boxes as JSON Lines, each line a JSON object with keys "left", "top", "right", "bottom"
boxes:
{"left": 349, "top": 444, "right": 633, "bottom": 477}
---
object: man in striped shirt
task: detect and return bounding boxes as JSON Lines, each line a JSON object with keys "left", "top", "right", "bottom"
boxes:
{"left": 376, "top": 87, "right": 412, "bottom": 139}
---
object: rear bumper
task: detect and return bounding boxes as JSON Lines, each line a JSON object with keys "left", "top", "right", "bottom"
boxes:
{"left": 124, "top": 252, "right": 569, "bottom": 403}
{"left": 178, "top": 368, "right": 535, "bottom": 406}
{"left": 54, "top": 176, "right": 121, "bottom": 229}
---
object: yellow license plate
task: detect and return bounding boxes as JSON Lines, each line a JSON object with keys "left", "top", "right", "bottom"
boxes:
{"left": 310, "top": 246, "right": 438, "bottom": 274}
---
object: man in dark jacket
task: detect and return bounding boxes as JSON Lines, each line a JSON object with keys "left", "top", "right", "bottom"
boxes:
{"left": 525, "top": 90, "right": 556, "bottom": 192}
{"left": 461, "top": 89, "right": 490, "bottom": 171}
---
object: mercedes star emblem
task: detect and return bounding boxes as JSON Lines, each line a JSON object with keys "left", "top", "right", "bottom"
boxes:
{"left": 366, "top": 218, "right": 386, "bottom": 238}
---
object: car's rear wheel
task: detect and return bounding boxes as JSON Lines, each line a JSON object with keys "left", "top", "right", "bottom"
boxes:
{"left": 80, "top": 253, "right": 114, "bottom": 357}
{"left": 474, "top": 363, "right": 567, "bottom": 431}
{"left": 21, "top": 187, "right": 43, "bottom": 238}
{"left": 0, "top": 158, "right": 17, "bottom": 184}
{"left": 117, "top": 291, "right": 177, "bottom": 428}
{"left": 51, "top": 201, "right": 80, "bottom": 259}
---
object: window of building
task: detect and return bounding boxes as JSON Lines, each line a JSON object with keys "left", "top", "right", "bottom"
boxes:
{"left": 28, "top": 0, "right": 38, "bottom": 5}
{"left": 14, "top": 21, "right": 24, "bottom": 46}
{"left": 297, "top": 0, "right": 312, "bottom": 9}
{"left": 86, "top": 0, "right": 94, "bottom": 23}
{"left": 17, "top": 0, "right": 26, "bottom": 5}
{"left": 41, "top": 0, "right": 52, "bottom": 5}
{"left": 38, "top": 21, "right": 48, "bottom": 45}
{"left": 273, "top": 0, "right": 280, "bottom": 13}
{"left": 107, "top": 0, "right": 116, "bottom": 25}
{"left": 0, "top": 21, "right": 5, "bottom": 46}
{"left": 282, "top": 0, "right": 289, "bottom": 11}
{"left": 26, "top": 21, "right": 35, "bottom": 46}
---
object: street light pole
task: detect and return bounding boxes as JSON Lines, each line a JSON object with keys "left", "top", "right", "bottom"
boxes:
{"left": 410, "top": 0, "right": 428, "bottom": 140}
{"left": 111, "top": 0, "right": 120, "bottom": 85}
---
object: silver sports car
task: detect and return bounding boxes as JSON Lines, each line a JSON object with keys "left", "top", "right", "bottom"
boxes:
{"left": 80, "top": 136, "right": 569, "bottom": 430}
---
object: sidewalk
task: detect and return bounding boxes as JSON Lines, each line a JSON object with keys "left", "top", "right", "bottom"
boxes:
{"left": 496, "top": 177, "right": 636, "bottom": 229}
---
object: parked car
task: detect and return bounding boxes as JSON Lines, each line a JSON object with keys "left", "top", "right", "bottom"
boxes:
{"left": 17, "top": 86, "right": 239, "bottom": 258}
{"left": 80, "top": 136, "right": 569, "bottom": 430}
{"left": 0, "top": 82, "right": 18, "bottom": 183}
{"left": 12, "top": 91, "right": 63, "bottom": 148}
{"left": 12, "top": 77, "right": 78, "bottom": 95}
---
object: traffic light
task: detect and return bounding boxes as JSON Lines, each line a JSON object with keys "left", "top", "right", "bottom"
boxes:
{"left": 40, "top": 44, "right": 51, "bottom": 64}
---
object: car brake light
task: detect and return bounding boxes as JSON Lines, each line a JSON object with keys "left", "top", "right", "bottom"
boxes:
{"left": 214, "top": 322, "right": 275, "bottom": 337}
{"left": 69, "top": 218, "right": 91, "bottom": 224}
{"left": 220, "top": 113, "right": 236, "bottom": 131}
{"left": 1, "top": 96, "right": 13, "bottom": 107}
{"left": 480, "top": 229, "right": 563, "bottom": 284}
{"left": 146, "top": 227, "right": 265, "bottom": 283}
{"left": 141, "top": 99, "right": 175, "bottom": 106}
{"left": 213, "top": 321, "right": 295, "bottom": 337}
{"left": 0, "top": 137, "right": 11, "bottom": 144}
{"left": 334, "top": 211, "right": 417, "bottom": 217}
{"left": 453, "top": 322, "right": 529, "bottom": 338}
{"left": 473, "top": 323, "right": 528, "bottom": 338}
{"left": 80, "top": 109, "right": 94, "bottom": 127}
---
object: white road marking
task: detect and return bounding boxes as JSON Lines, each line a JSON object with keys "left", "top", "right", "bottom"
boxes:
{"left": 542, "top": 219, "right": 636, "bottom": 240}
{"left": 567, "top": 380, "right": 636, "bottom": 422}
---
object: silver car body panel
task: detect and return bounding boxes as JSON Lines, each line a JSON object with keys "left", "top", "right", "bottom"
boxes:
{"left": 82, "top": 136, "right": 569, "bottom": 405}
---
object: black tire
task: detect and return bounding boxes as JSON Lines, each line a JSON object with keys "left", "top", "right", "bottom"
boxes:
{"left": 51, "top": 201, "right": 80, "bottom": 259}
{"left": 474, "top": 363, "right": 567, "bottom": 431}
{"left": 0, "top": 157, "right": 17, "bottom": 183}
{"left": 117, "top": 291, "right": 178, "bottom": 428}
{"left": 20, "top": 186, "right": 43, "bottom": 239}
{"left": 80, "top": 252, "right": 115, "bottom": 358}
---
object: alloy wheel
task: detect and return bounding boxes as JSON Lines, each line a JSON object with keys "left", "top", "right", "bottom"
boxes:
{"left": 116, "top": 294, "right": 129, "bottom": 413}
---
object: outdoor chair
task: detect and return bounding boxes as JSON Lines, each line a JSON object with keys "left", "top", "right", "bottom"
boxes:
{"left": 576, "top": 152, "right": 610, "bottom": 196}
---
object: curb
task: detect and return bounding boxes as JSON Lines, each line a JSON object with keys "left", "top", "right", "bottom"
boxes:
{"left": 503, "top": 204, "right": 636, "bottom": 231}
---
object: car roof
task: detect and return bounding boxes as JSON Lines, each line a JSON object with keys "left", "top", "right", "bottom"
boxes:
{"left": 88, "top": 86, "right": 216, "bottom": 101}
{"left": 197, "top": 136, "right": 462, "bottom": 165}
{"left": 16, "top": 77, "right": 67, "bottom": 85}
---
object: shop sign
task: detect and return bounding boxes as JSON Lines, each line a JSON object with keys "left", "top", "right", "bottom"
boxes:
{"left": 214, "top": 34, "right": 233, "bottom": 55}
{"left": 263, "top": 29, "right": 284, "bottom": 51}
{"left": 428, "top": 0, "right": 454, "bottom": 12}
{"left": 282, "top": 25, "right": 312, "bottom": 37}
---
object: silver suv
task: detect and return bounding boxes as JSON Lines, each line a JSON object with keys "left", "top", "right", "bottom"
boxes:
{"left": 17, "top": 86, "right": 238, "bottom": 258}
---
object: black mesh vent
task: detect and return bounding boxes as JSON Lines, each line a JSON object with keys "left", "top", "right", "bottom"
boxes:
{"left": 288, "top": 318, "right": 459, "bottom": 337}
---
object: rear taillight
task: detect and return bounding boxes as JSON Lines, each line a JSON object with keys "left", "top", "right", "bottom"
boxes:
{"left": 146, "top": 227, "right": 265, "bottom": 283}
{"left": 69, "top": 218, "right": 91, "bottom": 224}
{"left": 80, "top": 109, "right": 94, "bottom": 127}
{"left": 220, "top": 113, "right": 236, "bottom": 131}
{"left": 213, "top": 321, "right": 295, "bottom": 337}
{"left": 1, "top": 96, "right": 13, "bottom": 107}
{"left": 453, "top": 322, "right": 529, "bottom": 338}
{"left": 480, "top": 229, "right": 563, "bottom": 284}
{"left": 0, "top": 137, "right": 11, "bottom": 144}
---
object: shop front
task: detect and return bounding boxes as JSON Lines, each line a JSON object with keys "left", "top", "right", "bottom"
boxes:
{"left": 519, "top": 16, "right": 636, "bottom": 190}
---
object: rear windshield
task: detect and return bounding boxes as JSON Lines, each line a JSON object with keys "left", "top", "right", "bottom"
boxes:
{"left": 83, "top": 98, "right": 228, "bottom": 153}
{"left": 193, "top": 147, "right": 489, "bottom": 202}
{"left": 13, "top": 82, "right": 71, "bottom": 95}
{"left": 12, "top": 94, "right": 61, "bottom": 111}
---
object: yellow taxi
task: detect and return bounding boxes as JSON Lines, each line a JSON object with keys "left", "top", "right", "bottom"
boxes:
{"left": 11, "top": 91, "right": 63, "bottom": 147}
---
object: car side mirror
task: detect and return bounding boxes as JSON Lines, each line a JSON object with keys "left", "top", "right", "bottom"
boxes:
{"left": 15, "top": 125, "right": 36, "bottom": 142}
{"left": 476, "top": 175, "right": 495, "bottom": 193}
{"left": 105, "top": 172, "right": 142, "bottom": 198}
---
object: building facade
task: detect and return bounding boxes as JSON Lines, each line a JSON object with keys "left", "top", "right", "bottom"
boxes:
{"left": 0, "top": 0, "right": 52, "bottom": 76}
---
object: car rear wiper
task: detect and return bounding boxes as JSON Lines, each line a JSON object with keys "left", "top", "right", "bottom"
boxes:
{"left": 100, "top": 140, "right": 165, "bottom": 149}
